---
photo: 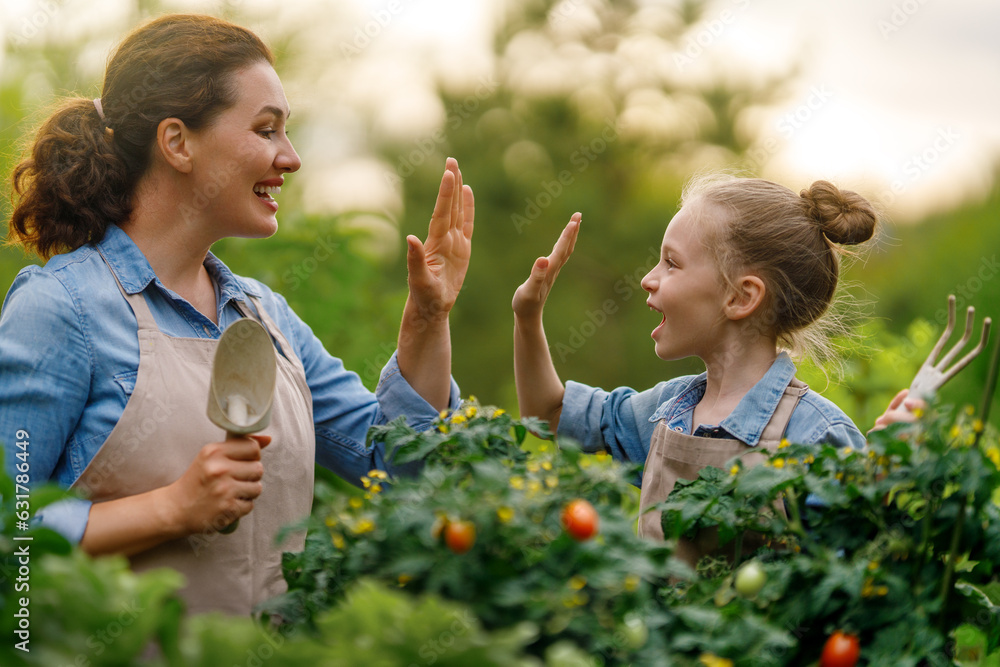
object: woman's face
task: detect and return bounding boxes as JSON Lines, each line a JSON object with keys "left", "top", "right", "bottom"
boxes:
{"left": 640, "top": 198, "right": 730, "bottom": 361}
{"left": 186, "top": 61, "right": 301, "bottom": 241}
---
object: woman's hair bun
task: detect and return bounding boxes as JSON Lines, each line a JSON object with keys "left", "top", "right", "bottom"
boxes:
{"left": 799, "top": 180, "right": 877, "bottom": 245}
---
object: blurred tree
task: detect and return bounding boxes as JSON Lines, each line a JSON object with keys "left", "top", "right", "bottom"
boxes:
{"left": 377, "top": 0, "right": 793, "bottom": 408}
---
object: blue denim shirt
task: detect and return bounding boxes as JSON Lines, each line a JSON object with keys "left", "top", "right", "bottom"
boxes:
{"left": 0, "top": 224, "right": 459, "bottom": 542}
{"left": 560, "top": 352, "right": 865, "bottom": 485}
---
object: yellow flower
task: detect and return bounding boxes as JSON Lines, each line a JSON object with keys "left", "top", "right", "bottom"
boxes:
{"left": 787, "top": 458, "right": 798, "bottom": 466}
{"left": 876, "top": 585, "right": 889, "bottom": 596}
{"left": 493, "top": 408, "right": 506, "bottom": 417}
{"left": 545, "top": 475, "right": 559, "bottom": 489}
{"left": 331, "top": 533, "right": 345, "bottom": 549}
{"left": 966, "top": 404, "right": 976, "bottom": 416}
{"left": 986, "top": 447, "right": 1000, "bottom": 468}
{"left": 950, "top": 425, "right": 962, "bottom": 439}
{"left": 541, "top": 461, "right": 553, "bottom": 471}
{"left": 437, "top": 423, "right": 449, "bottom": 433}
{"left": 510, "top": 476, "right": 525, "bottom": 490}
{"left": 973, "top": 419, "right": 984, "bottom": 433}
{"left": 465, "top": 406, "right": 478, "bottom": 418}
{"left": 912, "top": 407, "right": 924, "bottom": 418}
{"left": 439, "top": 410, "right": 449, "bottom": 420}
{"left": 324, "top": 515, "right": 338, "bottom": 528}
{"left": 569, "top": 575, "right": 587, "bottom": 590}
{"left": 836, "top": 472, "right": 844, "bottom": 481}
{"left": 779, "top": 438, "right": 790, "bottom": 449}
{"left": 729, "top": 465, "right": 740, "bottom": 476}
{"left": 699, "top": 654, "right": 734, "bottom": 667}
{"left": 868, "top": 560, "right": 879, "bottom": 571}
{"left": 580, "top": 457, "right": 592, "bottom": 469}
{"left": 803, "top": 455, "right": 815, "bottom": 465}
{"left": 361, "top": 476, "right": 371, "bottom": 488}
{"left": 497, "top": 506, "right": 514, "bottom": 523}
{"left": 398, "top": 574, "right": 412, "bottom": 587}
{"left": 528, "top": 479, "right": 543, "bottom": 494}
{"left": 527, "top": 461, "right": 541, "bottom": 473}
{"left": 772, "top": 458, "right": 785, "bottom": 469}
{"left": 539, "top": 444, "right": 550, "bottom": 453}
{"left": 370, "top": 483, "right": 383, "bottom": 494}
{"left": 624, "top": 575, "right": 640, "bottom": 592}
{"left": 368, "top": 469, "right": 388, "bottom": 480}
{"left": 468, "top": 395, "right": 478, "bottom": 403}
{"left": 594, "top": 450, "right": 607, "bottom": 460}
{"left": 353, "top": 519, "right": 375, "bottom": 534}
{"left": 349, "top": 497, "right": 364, "bottom": 509}
{"left": 451, "top": 414, "right": 467, "bottom": 425}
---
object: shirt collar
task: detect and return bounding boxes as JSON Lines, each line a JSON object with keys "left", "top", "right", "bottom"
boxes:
{"left": 96, "top": 224, "right": 262, "bottom": 302}
{"left": 648, "top": 352, "right": 798, "bottom": 446}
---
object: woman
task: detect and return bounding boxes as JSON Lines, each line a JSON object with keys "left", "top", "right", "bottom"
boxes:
{"left": 0, "top": 14, "right": 474, "bottom": 615}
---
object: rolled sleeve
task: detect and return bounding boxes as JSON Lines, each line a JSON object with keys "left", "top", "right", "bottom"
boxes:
{"left": 560, "top": 380, "right": 660, "bottom": 468}
{"left": 33, "top": 497, "right": 92, "bottom": 543}
{"left": 376, "top": 350, "right": 460, "bottom": 432}
{"left": 560, "top": 381, "right": 613, "bottom": 453}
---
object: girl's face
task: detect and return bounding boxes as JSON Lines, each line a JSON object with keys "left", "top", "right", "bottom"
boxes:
{"left": 185, "top": 61, "right": 301, "bottom": 241}
{"left": 640, "top": 198, "right": 730, "bottom": 361}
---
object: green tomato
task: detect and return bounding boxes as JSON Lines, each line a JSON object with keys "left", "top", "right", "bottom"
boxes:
{"left": 621, "top": 613, "right": 649, "bottom": 650}
{"left": 734, "top": 560, "right": 767, "bottom": 598}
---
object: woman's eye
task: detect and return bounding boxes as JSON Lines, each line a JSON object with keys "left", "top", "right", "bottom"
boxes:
{"left": 257, "top": 129, "right": 276, "bottom": 139}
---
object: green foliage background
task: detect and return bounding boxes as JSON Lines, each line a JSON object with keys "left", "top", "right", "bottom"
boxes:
{"left": 2, "top": 0, "right": 998, "bottom": 429}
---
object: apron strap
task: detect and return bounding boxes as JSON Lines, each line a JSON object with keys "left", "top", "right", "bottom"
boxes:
{"left": 758, "top": 377, "right": 809, "bottom": 446}
{"left": 96, "top": 248, "right": 160, "bottom": 332}
{"left": 241, "top": 295, "right": 303, "bottom": 373}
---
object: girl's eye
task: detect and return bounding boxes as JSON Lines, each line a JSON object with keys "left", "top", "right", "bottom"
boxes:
{"left": 257, "top": 129, "right": 276, "bottom": 139}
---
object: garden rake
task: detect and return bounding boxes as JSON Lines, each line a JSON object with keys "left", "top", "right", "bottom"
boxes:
{"left": 907, "top": 294, "right": 992, "bottom": 407}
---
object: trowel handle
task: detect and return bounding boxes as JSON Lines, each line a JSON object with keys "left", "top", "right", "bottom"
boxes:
{"left": 218, "top": 429, "right": 252, "bottom": 535}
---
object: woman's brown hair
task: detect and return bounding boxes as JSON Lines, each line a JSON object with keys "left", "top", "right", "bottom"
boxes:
{"left": 7, "top": 14, "right": 274, "bottom": 259}
{"left": 683, "top": 174, "right": 879, "bottom": 364}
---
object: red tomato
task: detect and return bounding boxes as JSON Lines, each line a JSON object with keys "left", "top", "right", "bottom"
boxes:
{"left": 561, "top": 499, "right": 599, "bottom": 541}
{"left": 444, "top": 520, "right": 476, "bottom": 554}
{"left": 820, "top": 631, "right": 860, "bottom": 667}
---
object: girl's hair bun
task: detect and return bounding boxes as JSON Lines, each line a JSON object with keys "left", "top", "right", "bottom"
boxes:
{"left": 799, "top": 180, "right": 877, "bottom": 245}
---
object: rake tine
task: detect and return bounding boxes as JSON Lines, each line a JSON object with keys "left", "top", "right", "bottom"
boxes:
{"left": 935, "top": 306, "right": 976, "bottom": 371}
{"left": 940, "top": 317, "right": 992, "bottom": 385}
{"left": 925, "top": 295, "right": 957, "bottom": 369}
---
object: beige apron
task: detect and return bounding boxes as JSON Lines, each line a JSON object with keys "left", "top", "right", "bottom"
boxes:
{"left": 637, "top": 378, "right": 808, "bottom": 567}
{"left": 71, "top": 255, "right": 315, "bottom": 615}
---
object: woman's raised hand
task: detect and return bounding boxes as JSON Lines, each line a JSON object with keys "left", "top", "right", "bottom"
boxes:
{"left": 512, "top": 213, "right": 581, "bottom": 321}
{"left": 405, "top": 157, "right": 475, "bottom": 321}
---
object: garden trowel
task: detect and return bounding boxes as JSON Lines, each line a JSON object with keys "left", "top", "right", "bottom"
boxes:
{"left": 207, "top": 317, "right": 277, "bottom": 534}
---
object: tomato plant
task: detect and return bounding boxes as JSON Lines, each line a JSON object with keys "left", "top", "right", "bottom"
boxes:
{"left": 561, "top": 498, "right": 599, "bottom": 541}
{"left": 820, "top": 631, "right": 859, "bottom": 667}
{"left": 444, "top": 520, "right": 476, "bottom": 554}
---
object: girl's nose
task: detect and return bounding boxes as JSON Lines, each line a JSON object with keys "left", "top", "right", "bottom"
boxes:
{"left": 640, "top": 270, "right": 656, "bottom": 292}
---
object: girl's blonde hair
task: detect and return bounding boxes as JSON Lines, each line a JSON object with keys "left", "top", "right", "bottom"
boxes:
{"left": 682, "top": 174, "right": 878, "bottom": 365}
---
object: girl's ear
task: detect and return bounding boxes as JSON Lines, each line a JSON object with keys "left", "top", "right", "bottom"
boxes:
{"left": 155, "top": 117, "right": 194, "bottom": 174}
{"left": 724, "top": 275, "right": 765, "bottom": 321}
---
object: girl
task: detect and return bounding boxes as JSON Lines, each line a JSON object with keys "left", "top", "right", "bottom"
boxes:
{"left": 512, "top": 175, "right": 878, "bottom": 557}
{"left": 0, "top": 14, "right": 474, "bottom": 615}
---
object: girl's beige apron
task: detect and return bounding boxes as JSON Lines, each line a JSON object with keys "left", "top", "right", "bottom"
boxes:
{"left": 71, "top": 257, "right": 315, "bottom": 616}
{"left": 637, "top": 378, "right": 807, "bottom": 567}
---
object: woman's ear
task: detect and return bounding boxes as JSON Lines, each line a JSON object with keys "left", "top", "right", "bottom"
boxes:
{"left": 724, "top": 275, "right": 765, "bottom": 321}
{"left": 155, "top": 117, "right": 193, "bottom": 174}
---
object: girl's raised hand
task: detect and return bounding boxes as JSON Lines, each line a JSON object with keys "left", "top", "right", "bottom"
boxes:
{"left": 405, "top": 157, "right": 475, "bottom": 321}
{"left": 512, "top": 213, "right": 581, "bottom": 321}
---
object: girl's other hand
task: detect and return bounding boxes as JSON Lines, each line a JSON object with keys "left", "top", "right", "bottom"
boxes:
{"left": 512, "top": 213, "right": 581, "bottom": 321}
{"left": 870, "top": 388, "right": 927, "bottom": 432}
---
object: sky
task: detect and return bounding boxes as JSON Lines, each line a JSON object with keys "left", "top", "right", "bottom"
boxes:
{"left": 353, "top": 0, "right": 1000, "bottom": 221}
{"left": 3, "top": 0, "right": 998, "bottom": 222}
